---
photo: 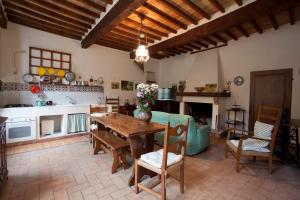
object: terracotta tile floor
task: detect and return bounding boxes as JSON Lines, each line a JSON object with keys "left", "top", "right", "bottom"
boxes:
{"left": 1, "top": 136, "right": 300, "bottom": 200}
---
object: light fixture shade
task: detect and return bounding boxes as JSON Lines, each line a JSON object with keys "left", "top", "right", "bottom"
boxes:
{"left": 135, "top": 45, "right": 149, "bottom": 63}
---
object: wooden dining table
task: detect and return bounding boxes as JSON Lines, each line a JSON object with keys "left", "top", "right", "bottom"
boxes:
{"left": 91, "top": 113, "right": 165, "bottom": 186}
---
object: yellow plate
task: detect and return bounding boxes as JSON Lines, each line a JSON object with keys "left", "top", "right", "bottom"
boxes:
{"left": 37, "top": 67, "right": 46, "bottom": 76}
{"left": 48, "top": 67, "right": 55, "bottom": 75}
{"left": 57, "top": 69, "right": 65, "bottom": 77}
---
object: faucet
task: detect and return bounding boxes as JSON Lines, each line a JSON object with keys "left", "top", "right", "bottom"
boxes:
{"left": 65, "top": 96, "right": 76, "bottom": 104}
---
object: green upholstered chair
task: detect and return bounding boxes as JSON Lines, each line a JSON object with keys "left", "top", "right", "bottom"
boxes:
{"left": 134, "top": 110, "right": 210, "bottom": 155}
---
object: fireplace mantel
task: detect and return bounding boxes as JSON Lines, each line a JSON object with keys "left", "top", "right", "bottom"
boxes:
{"left": 175, "top": 92, "right": 230, "bottom": 97}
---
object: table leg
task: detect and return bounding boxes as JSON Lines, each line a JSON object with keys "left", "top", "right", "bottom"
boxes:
{"left": 128, "top": 134, "right": 157, "bottom": 186}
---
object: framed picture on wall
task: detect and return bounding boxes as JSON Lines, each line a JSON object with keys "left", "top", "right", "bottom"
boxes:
{"left": 111, "top": 82, "right": 120, "bottom": 89}
{"left": 121, "top": 80, "right": 134, "bottom": 91}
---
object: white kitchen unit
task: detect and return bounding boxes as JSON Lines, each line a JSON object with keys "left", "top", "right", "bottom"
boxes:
{"left": 0, "top": 104, "right": 105, "bottom": 143}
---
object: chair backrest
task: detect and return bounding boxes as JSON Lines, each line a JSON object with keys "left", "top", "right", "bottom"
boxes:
{"left": 105, "top": 97, "right": 120, "bottom": 113}
{"left": 162, "top": 119, "right": 189, "bottom": 170}
{"left": 256, "top": 105, "right": 282, "bottom": 151}
{"left": 90, "top": 105, "right": 107, "bottom": 113}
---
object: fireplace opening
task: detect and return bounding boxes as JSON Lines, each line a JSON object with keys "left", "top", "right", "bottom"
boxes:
{"left": 184, "top": 102, "right": 213, "bottom": 127}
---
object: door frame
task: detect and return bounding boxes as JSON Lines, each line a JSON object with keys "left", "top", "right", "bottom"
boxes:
{"left": 249, "top": 68, "right": 293, "bottom": 131}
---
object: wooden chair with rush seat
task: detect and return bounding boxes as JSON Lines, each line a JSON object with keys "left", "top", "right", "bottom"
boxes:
{"left": 105, "top": 96, "right": 120, "bottom": 113}
{"left": 225, "top": 105, "right": 282, "bottom": 174}
{"left": 134, "top": 119, "right": 189, "bottom": 200}
{"left": 89, "top": 105, "right": 107, "bottom": 144}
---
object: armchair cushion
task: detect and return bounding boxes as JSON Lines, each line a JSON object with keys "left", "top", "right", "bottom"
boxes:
{"left": 230, "top": 138, "right": 270, "bottom": 152}
{"left": 254, "top": 121, "right": 274, "bottom": 140}
{"left": 140, "top": 149, "right": 183, "bottom": 169}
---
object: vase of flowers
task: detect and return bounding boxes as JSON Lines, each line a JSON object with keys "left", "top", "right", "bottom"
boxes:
{"left": 136, "top": 83, "right": 158, "bottom": 122}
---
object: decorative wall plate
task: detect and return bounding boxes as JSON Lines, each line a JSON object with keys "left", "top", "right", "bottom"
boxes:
{"left": 57, "top": 69, "right": 65, "bottom": 77}
{"left": 234, "top": 76, "right": 244, "bottom": 86}
{"left": 37, "top": 67, "right": 46, "bottom": 76}
{"left": 22, "top": 73, "right": 34, "bottom": 83}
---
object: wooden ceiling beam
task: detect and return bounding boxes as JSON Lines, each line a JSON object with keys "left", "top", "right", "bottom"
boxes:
{"left": 233, "top": 0, "right": 242, "bottom": 6}
{"left": 183, "top": 0, "right": 211, "bottom": 20}
{"left": 149, "top": 0, "right": 299, "bottom": 55}
{"left": 158, "top": 0, "right": 198, "bottom": 25}
{"left": 75, "top": 0, "right": 106, "bottom": 12}
{"left": 0, "top": 2, "right": 7, "bottom": 28}
{"left": 100, "top": 0, "right": 113, "bottom": 5}
{"left": 134, "top": 11, "right": 177, "bottom": 33}
{"left": 7, "top": 11, "right": 84, "bottom": 36}
{"left": 191, "top": 44, "right": 227, "bottom": 54}
{"left": 224, "top": 30, "right": 238, "bottom": 40}
{"left": 113, "top": 27, "right": 154, "bottom": 43}
{"left": 110, "top": 30, "right": 143, "bottom": 44}
{"left": 6, "top": 0, "right": 91, "bottom": 29}
{"left": 269, "top": 13, "right": 279, "bottom": 30}
{"left": 236, "top": 24, "right": 249, "bottom": 37}
{"left": 186, "top": 43, "right": 201, "bottom": 50}
{"left": 29, "top": 0, "right": 94, "bottom": 24}
{"left": 250, "top": 19, "right": 263, "bottom": 34}
{"left": 167, "top": 49, "right": 182, "bottom": 54}
{"left": 101, "top": 37, "right": 137, "bottom": 48}
{"left": 213, "top": 34, "right": 227, "bottom": 43}
{"left": 204, "top": 37, "right": 217, "bottom": 46}
{"left": 208, "top": 0, "right": 225, "bottom": 13}
{"left": 143, "top": 2, "right": 187, "bottom": 29}
{"left": 289, "top": 6, "right": 294, "bottom": 25}
{"left": 96, "top": 41, "right": 132, "bottom": 52}
{"left": 105, "top": 35, "right": 138, "bottom": 47}
{"left": 53, "top": 0, "right": 100, "bottom": 18}
{"left": 173, "top": 47, "right": 188, "bottom": 53}
{"left": 194, "top": 41, "right": 208, "bottom": 48}
{"left": 82, "top": 0, "right": 146, "bottom": 48}
{"left": 106, "top": 32, "right": 146, "bottom": 46}
{"left": 100, "top": 38, "right": 136, "bottom": 49}
{"left": 115, "top": 26, "right": 156, "bottom": 42}
{"left": 3, "top": 2, "right": 87, "bottom": 33}
{"left": 118, "top": 23, "right": 161, "bottom": 40}
{"left": 181, "top": 45, "right": 194, "bottom": 51}
{"left": 8, "top": 15, "right": 82, "bottom": 40}
{"left": 125, "top": 18, "right": 168, "bottom": 37}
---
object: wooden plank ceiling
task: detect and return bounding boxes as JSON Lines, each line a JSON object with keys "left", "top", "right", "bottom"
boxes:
{"left": 1, "top": 0, "right": 300, "bottom": 59}
{"left": 1, "top": 0, "right": 113, "bottom": 40}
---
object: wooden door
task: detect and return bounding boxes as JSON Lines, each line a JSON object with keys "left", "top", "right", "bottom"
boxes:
{"left": 249, "top": 69, "right": 293, "bottom": 131}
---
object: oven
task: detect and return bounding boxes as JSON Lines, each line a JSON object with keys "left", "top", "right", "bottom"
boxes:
{"left": 6, "top": 117, "right": 37, "bottom": 143}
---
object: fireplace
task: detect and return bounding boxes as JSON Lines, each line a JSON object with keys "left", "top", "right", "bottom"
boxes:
{"left": 184, "top": 102, "right": 212, "bottom": 126}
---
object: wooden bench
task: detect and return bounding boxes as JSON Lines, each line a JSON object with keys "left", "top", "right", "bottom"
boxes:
{"left": 91, "top": 130, "right": 130, "bottom": 174}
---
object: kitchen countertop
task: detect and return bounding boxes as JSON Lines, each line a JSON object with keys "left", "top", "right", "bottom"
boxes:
{"left": 0, "top": 104, "right": 106, "bottom": 118}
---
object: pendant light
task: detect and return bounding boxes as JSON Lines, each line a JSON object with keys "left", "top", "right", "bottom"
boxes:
{"left": 135, "top": 15, "right": 149, "bottom": 63}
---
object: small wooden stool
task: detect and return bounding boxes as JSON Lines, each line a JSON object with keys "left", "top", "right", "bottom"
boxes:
{"left": 91, "top": 130, "right": 130, "bottom": 173}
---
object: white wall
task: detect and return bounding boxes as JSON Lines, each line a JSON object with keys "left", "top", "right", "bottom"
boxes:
{"left": 0, "top": 23, "right": 158, "bottom": 106}
{"left": 157, "top": 22, "right": 300, "bottom": 125}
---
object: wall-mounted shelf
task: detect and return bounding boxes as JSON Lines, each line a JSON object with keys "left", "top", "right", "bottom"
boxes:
{"left": 1, "top": 82, "right": 103, "bottom": 93}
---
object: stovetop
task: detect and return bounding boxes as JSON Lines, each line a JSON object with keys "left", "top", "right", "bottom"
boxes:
{"left": 3, "top": 104, "right": 33, "bottom": 108}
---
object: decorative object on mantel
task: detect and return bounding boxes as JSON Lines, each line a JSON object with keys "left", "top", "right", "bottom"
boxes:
{"left": 29, "top": 47, "right": 72, "bottom": 84}
{"left": 178, "top": 80, "right": 186, "bottom": 92}
{"left": 233, "top": 75, "right": 245, "bottom": 86}
{"left": 224, "top": 80, "right": 232, "bottom": 93}
{"left": 136, "top": 83, "right": 158, "bottom": 122}
{"left": 204, "top": 83, "right": 217, "bottom": 92}
{"left": 194, "top": 86, "right": 205, "bottom": 92}
{"left": 1, "top": 82, "right": 103, "bottom": 93}
{"left": 22, "top": 73, "right": 34, "bottom": 83}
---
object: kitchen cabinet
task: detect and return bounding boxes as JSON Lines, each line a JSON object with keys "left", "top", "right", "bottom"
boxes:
{"left": 0, "top": 117, "right": 8, "bottom": 189}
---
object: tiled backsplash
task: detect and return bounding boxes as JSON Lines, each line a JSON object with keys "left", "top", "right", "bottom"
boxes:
{"left": 1, "top": 82, "right": 103, "bottom": 93}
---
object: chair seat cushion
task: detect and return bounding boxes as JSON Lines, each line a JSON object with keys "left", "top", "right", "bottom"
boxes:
{"left": 140, "top": 149, "right": 182, "bottom": 169}
{"left": 230, "top": 138, "right": 270, "bottom": 152}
